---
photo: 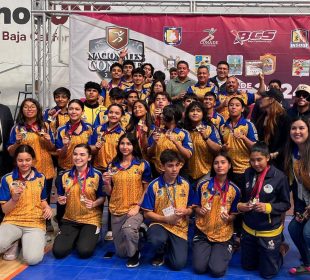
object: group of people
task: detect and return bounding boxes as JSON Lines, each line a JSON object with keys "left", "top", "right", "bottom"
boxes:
{"left": 0, "top": 56, "right": 309, "bottom": 278}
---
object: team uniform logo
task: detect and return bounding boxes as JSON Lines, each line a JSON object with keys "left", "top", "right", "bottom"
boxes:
{"left": 290, "top": 29, "right": 309, "bottom": 48}
{"left": 106, "top": 27, "right": 129, "bottom": 50}
{"left": 231, "top": 30, "right": 277, "bottom": 45}
{"left": 200, "top": 28, "right": 218, "bottom": 47}
{"left": 164, "top": 27, "right": 182, "bottom": 46}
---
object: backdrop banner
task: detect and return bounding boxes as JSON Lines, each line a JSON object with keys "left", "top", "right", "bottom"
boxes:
{"left": 70, "top": 14, "right": 310, "bottom": 100}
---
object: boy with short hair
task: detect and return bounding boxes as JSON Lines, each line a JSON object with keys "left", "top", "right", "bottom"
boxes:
{"left": 141, "top": 149, "right": 194, "bottom": 270}
{"left": 125, "top": 68, "right": 149, "bottom": 100}
{"left": 203, "top": 91, "right": 225, "bottom": 130}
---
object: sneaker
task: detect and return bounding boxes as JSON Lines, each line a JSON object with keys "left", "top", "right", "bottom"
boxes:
{"left": 151, "top": 253, "right": 164, "bottom": 266}
{"left": 289, "top": 265, "right": 310, "bottom": 275}
{"left": 126, "top": 251, "right": 140, "bottom": 268}
{"left": 3, "top": 241, "right": 19, "bottom": 261}
{"left": 104, "top": 231, "right": 113, "bottom": 241}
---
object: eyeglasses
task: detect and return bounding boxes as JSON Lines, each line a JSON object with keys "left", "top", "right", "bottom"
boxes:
{"left": 296, "top": 91, "right": 309, "bottom": 99}
{"left": 23, "top": 106, "right": 37, "bottom": 110}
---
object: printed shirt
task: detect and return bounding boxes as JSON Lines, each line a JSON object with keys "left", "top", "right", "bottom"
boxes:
{"left": 209, "top": 110, "right": 225, "bottom": 131}
{"left": 93, "top": 111, "right": 131, "bottom": 130}
{"left": 109, "top": 158, "right": 152, "bottom": 215}
{"left": 217, "top": 91, "right": 255, "bottom": 120}
{"left": 82, "top": 103, "right": 107, "bottom": 126}
{"left": 8, "top": 124, "right": 55, "bottom": 179}
{"left": 0, "top": 168, "right": 47, "bottom": 230}
{"left": 220, "top": 117, "right": 258, "bottom": 174}
{"left": 148, "top": 127, "right": 193, "bottom": 173}
{"left": 187, "top": 124, "right": 222, "bottom": 179}
{"left": 100, "top": 81, "right": 126, "bottom": 108}
{"left": 187, "top": 82, "right": 214, "bottom": 100}
{"left": 121, "top": 77, "right": 134, "bottom": 89}
{"left": 43, "top": 107, "right": 70, "bottom": 136}
{"left": 194, "top": 178, "right": 240, "bottom": 242}
{"left": 141, "top": 175, "right": 194, "bottom": 240}
{"left": 55, "top": 121, "right": 93, "bottom": 170}
{"left": 88, "top": 122, "right": 125, "bottom": 170}
{"left": 125, "top": 85, "right": 149, "bottom": 101}
{"left": 58, "top": 166, "right": 104, "bottom": 227}
{"left": 167, "top": 77, "right": 196, "bottom": 98}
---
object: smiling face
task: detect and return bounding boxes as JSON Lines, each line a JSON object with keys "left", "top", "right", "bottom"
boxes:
{"left": 203, "top": 95, "right": 216, "bottom": 109}
{"left": 108, "top": 105, "right": 122, "bottom": 125}
{"left": 189, "top": 106, "right": 203, "bottom": 123}
{"left": 250, "top": 151, "right": 270, "bottom": 173}
{"left": 54, "top": 93, "right": 69, "bottom": 109}
{"left": 22, "top": 101, "right": 38, "bottom": 119}
{"left": 123, "top": 64, "right": 134, "bottom": 77}
{"left": 133, "top": 102, "right": 147, "bottom": 118}
{"left": 153, "top": 81, "right": 164, "bottom": 94}
{"left": 68, "top": 102, "right": 83, "bottom": 121}
{"left": 111, "top": 66, "right": 123, "bottom": 79}
{"left": 16, "top": 152, "right": 34, "bottom": 173}
{"left": 73, "top": 147, "right": 91, "bottom": 169}
{"left": 197, "top": 67, "right": 209, "bottom": 84}
{"left": 226, "top": 77, "right": 239, "bottom": 94}
{"left": 85, "top": 88, "right": 99, "bottom": 103}
{"left": 216, "top": 63, "right": 229, "bottom": 80}
{"left": 177, "top": 63, "right": 189, "bottom": 79}
{"left": 119, "top": 137, "right": 133, "bottom": 157}
{"left": 290, "top": 120, "right": 309, "bottom": 146}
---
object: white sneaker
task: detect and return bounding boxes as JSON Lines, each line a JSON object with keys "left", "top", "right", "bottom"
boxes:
{"left": 104, "top": 231, "right": 113, "bottom": 241}
{"left": 3, "top": 241, "right": 19, "bottom": 261}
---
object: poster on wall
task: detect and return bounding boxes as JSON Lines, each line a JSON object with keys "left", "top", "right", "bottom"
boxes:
{"left": 70, "top": 14, "right": 310, "bottom": 100}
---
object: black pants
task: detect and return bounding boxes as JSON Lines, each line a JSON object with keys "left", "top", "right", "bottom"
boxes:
{"left": 241, "top": 231, "right": 283, "bottom": 279}
{"left": 147, "top": 224, "right": 188, "bottom": 270}
{"left": 55, "top": 169, "right": 66, "bottom": 224}
{"left": 53, "top": 219, "right": 99, "bottom": 259}
{"left": 192, "top": 229, "right": 233, "bottom": 277}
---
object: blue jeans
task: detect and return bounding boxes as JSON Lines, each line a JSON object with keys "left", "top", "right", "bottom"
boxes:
{"left": 288, "top": 217, "right": 310, "bottom": 266}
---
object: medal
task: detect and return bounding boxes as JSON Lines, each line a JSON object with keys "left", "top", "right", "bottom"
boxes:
{"left": 205, "top": 202, "right": 212, "bottom": 210}
{"left": 221, "top": 205, "right": 227, "bottom": 214}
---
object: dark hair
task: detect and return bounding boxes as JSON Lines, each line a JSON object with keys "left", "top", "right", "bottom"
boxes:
{"left": 123, "top": 60, "right": 135, "bottom": 69}
{"left": 154, "top": 91, "right": 172, "bottom": 103}
{"left": 153, "top": 70, "right": 166, "bottom": 81}
{"left": 197, "top": 65, "right": 209, "bottom": 72}
{"left": 250, "top": 141, "right": 270, "bottom": 156}
{"left": 68, "top": 99, "right": 84, "bottom": 111}
{"left": 109, "top": 87, "right": 125, "bottom": 99}
{"left": 125, "top": 90, "right": 139, "bottom": 99}
{"left": 16, "top": 98, "right": 44, "bottom": 129}
{"left": 217, "top": 61, "right": 230, "bottom": 69}
{"left": 210, "top": 151, "right": 233, "bottom": 180}
{"left": 183, "top": 93, "right": 198, "bottom": 102}
{"left": 53, "top": 87, "right": 71, "bottom": 99}
{"left": 204, "top": 91, "right": 217, "bottom": 100}
{"left": 149, "top": 79, "right": 167, "bottom": 104}
{"left": 228, "top": 96, "right": 245, "bottom": 108}
{"left": 126, "top": 100, "right": 153, "bottom": 133}
{"left": 183, "top": 101, "right": 212, "bottom": 131}
{"left": 14, "top": 144, "right": 36, "bottom": 162}
{"left": 177, "top": 60, "right": 189, "bottom": 69}
{"left": 269, "top": 79, "right": 282, "bottom": 88}
{"left": 132, "top": 67, "right": 145, "bottom": 77}
{"left": 142, "top": 63, "right": 154, "bottom": 76}
{"left": 112, "top": 133, "right": 142, "bottom": 164}
{"left": 107, "top": 103, "right": 125, "bottom": 116}
{"left": 163, "top": 105, "right": 182, "bottom": 125}
{"left": 160, "top": 149, "right": 184, "bottom": 165}
{"left": 169, "top": 67, "right": 177, "bottom": 73}
{"left": 284, "top": 116, "right": 310, "bottom": 175}
{"left": 110, "top": 62, "right": 123, "bottom": 72}
{"left": 73, "top": 143, "right": 92, "bottom": 156}
{"left": 84, "top": 81, "right": 101, "bottom": 93}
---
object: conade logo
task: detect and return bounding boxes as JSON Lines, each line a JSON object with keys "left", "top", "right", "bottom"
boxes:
{"left": 0, "top": 6, "right": 30, "bottom": 24}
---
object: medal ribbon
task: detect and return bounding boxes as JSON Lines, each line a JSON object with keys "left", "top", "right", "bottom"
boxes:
{"left": 165, "top": 182, "right": 177, "bottom": 208}
{"left": 73, "top": 168, "right": 88, "bottom": 195}
{"left": 208, "top": 177, "right": 229, "bottom": 206}
{"left": 250, "top": 165, "right": 270, "bottom": 200}
{"left": 67, "top": 121, "right": 81, "bottom": 136}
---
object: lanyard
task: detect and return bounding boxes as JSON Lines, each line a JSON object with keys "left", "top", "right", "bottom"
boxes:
{"left": 208, "top": 178, "right": 229, "bottom": 206}
{"left": 165, "top": 182, "right": 177, "bottom": 208}
{"left": 155, "top": 115, "right": 161, "bottom": 128}
{"left": 228, "top": 116, "right": 242, "bottom": 133}
{"left": 73, "top": 168, "right": 88, "bottom": 194}
{"left": 67, "top": 121, "right": 81, "bottom": 136}
{"left": 18, "top": 169, "right": 32, "bottom": 182}
{"left": 25, "top": 122, "right": 39, "bottom": 133}
{"left": 100, "top": 123, "right": 119, "bottom": 141}
{"left": 250, "top": 166, "right": 270, "bottom": 199}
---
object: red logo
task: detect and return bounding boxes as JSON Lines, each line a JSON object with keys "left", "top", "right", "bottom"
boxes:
{"left": 231, "top": 30, "right": 277, "bottom": 45}
{"left": 106, "top": 26, "right": 129, "bottom": 50}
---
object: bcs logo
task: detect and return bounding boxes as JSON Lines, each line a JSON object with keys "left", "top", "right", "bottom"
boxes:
{"left": 231, "top": 30, "right": 277, "bottom": 45}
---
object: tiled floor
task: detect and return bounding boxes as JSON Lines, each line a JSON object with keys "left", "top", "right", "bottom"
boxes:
{"left": 11, "top": 217, "right": 310, "bottom": 280}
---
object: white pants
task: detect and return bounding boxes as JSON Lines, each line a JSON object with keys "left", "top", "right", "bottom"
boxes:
{"left": 0, "top": 223, "right": 45, "bottom": 265}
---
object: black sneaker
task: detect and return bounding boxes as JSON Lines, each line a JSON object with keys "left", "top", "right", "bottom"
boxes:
{"left": 151, "top": 253, "right": 164, "bottom": 266}
{"left": 126, "top": 251, "right": 140, "bottom": 268}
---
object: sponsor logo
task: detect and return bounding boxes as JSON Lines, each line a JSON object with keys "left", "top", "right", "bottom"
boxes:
{"left": 163, "top": 27, "right": 182, "bottom": 46}
{"left": 88, "top": 26, "right": 145, "bottom": 79}
{"left": 268, "top": 240, "right": 275, "bottom": 250}
{"left": 106, "top": 26, "right": 128, "bottom": 50}
{"left": 290, "top": 29, "right": 309, "bottom": 48}
{"left": 260, "top": 54, "right": 276, "bottom": 75}
{"left": 200, "top": 28, "right": 218, "bottom": 46}
{"left": 231, "top": 30, "right": 277, "bottom": 45}
{"left": 263, "top": 184, "right": 273, "bottom": 194}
